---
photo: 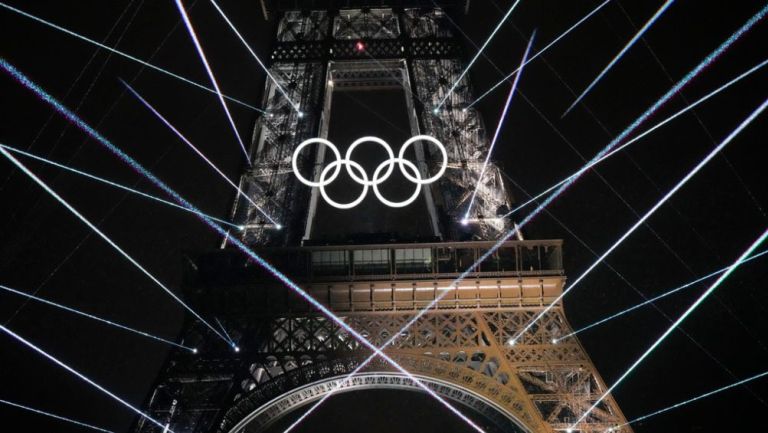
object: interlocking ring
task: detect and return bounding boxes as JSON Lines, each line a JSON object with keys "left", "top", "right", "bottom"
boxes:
{"left": 291, "top": 135, "right": 448, "bottom": 209}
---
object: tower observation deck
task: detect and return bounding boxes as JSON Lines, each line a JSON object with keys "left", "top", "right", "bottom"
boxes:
{"left": 134, "top": 2, "right": 633, "bottom": 432}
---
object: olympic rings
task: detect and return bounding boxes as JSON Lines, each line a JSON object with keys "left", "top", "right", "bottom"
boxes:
{"left": 292, "top": 135, "right": 447, "bottom": 209}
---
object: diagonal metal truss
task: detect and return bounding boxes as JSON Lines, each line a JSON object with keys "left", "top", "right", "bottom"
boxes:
{"left": 136, "top": 5, "right": 633, "bottom": 433}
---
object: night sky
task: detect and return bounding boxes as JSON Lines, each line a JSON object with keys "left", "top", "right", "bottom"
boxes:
{"left": 1, "top": 1, "right": 768, "bottom": 432}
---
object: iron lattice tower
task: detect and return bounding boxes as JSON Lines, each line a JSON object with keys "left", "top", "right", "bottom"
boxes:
{"left": 134, "top": 2, "right": 633, "bottom": 432}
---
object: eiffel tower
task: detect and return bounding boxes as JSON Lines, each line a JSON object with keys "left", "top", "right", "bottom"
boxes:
{"left": 134, "top": 2, "right": 633, "bottom": 432}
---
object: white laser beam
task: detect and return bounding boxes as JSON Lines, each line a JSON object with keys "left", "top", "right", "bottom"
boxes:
{"left": 0, "top": 2, "right": 260, "bottom": 112}
{"left": 468, "top": 0, "right": 614, "bottom": 109}
{"left": 571, "top": 225, "right": 768, "bottom": 429}
{"left": 563, "top": 0, "right": 677, "bottom": 116}
{"left": 514, "top": 95, "right": 768, "bottom": 346}
{"left": 464, "top": 32, "right": 535, "bottom": 220}
{"left": 0, "top": 283, "right": 195, "bottom": 352}
{"left": 174, "top": 0, "right": 250, "bottom": 162}
{"left": 121, "top": 81, "right": 280, "bottom": 227}
{"left": 0, "top": 325, "right": 171, "bottom": 432}
{"left": 435, "top": 0, "right": 522, "bottom": 110}
{"left": 0, "top": 398, "right": 114, "bottom": 432}
{"left": 0, "top": 143, "right": 241, "bottom": 230}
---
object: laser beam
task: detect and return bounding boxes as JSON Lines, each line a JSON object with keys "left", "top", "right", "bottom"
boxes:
{"left": 514, "top": 95, "right": 768, "bottom": 346}
{"left": 281, "top": 37, "right": 768, "bottom": 428}
{"left": 435, "top": 0, "right": 522, "bottom": 110}
{"left": 571, "top": 225, "right": 768, "bottom": 429}
{"left": 208, "top": 0, "right": 301, "bottom": 112}
{"left": 0, "top": 398, "right": 113, "bottom": 432}
{"left": 0, "top": 120, "right": 230, "bottom": 348}
{"left": 468, "top": 0, "right": 614, "bottom": 109}
{"left": 496, "top": 3, "right": 768, "bottom": 238}
{"left": 619, "top": 370, "right": 768, "bottom": 428}
{"left": 0, "top": 325, "right": 171, "bottom": 432}
{"left": 562, "top": 0, "right": 677, "bottom": 116}
{"left": 464, "top": 31, "right": 535, "bottom": 221}
{"left": 174, "top": 0, "right": 249, "bottom": 162}
{"left": 556, "top": 249, "right": 768, "bottom": 341}
{"left": 501, "top": 55, "right": 768, "bottom": 220}
{"left": 121, "top": 81, "right": 280, "bottom": 228}
{"left": 0, "top": 2, "right": 260, "bottom": 112}
{"left": 0, "top": 143, "right": 241, "bottom": 230}
{"left": 2, "top": 59, "right": 484, "bottom": 432}
{"left": 0, "top": 283, "right": 196, "bottom": 352}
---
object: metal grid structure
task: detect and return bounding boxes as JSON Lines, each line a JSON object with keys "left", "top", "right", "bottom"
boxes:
{"left": 135, "top": 4, "right": 633, "bottom": 433}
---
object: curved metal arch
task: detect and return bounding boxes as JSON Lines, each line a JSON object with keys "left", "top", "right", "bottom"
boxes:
{"left": 227, "top": 373, "right": 529, "bottom": 433}
{"left": 218, "top": 354, "right": 540, "bottom": 433}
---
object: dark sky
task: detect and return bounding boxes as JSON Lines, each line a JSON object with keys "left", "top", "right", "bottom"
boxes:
{"left": 1, "top": 1, "right": 767, "bottom": 432}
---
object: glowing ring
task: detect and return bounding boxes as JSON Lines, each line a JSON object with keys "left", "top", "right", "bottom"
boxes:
{"left": 398, "top": 135, "right": 448, "bottom": 185}
{"left": 344, "top": 136, "right": 395, "bottom": 186}
{"left": 372, "top": 158, "right": 422, "bottom": 208}
{"left": 291, "top": 138, "right": 342, "bottom": 187}
{"left": 319, "top": 159, "right": 369, "bottom": 209}
{"left": 291, "top": 135, "right": 447, "bottom": 209}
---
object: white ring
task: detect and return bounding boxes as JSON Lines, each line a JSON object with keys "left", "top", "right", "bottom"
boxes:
{"left": 291, "top": 138, "right": 342, "bottom": 187}
{"left": 398, "top": 134, "right": 448, "bottom": 185}
{"left": 344, "top": 136, "right": 395, "bottom": 186}
{"left": 319, "top": 159, "right": 369, "bottom": 209}
{"left": 372, "top": 158, "right": 422, "bottom": 208}
{"left": 291, "top": 135, "right": 447, "bottom": 209}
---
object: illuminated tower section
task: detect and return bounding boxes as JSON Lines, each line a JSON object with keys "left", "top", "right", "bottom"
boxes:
{"left": 133, "top": 2, "right": 633, "bottom": 433}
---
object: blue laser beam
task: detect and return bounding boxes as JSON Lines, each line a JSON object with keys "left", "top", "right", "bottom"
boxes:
{"left": 173, "top": 0, "right": 249, "bottom": 162}
{"left": 502, "top": 55, "right": 768, "bottom": 220}
{"left": 0, "top": 398, "right": 114, "bottom": 432}
{"left": 571, "top": 225, "right": 768, "bottom": 429}
{"left": 556, "top": 249, "right": 768, "bottom": 342}
{"left": 0, "top": 283, "right": 196, "bottom": 352}
{"left": 435, "top": 0, "right": 522, "bottom": 110}
{"left": 515, "top": 95, "right": 768, "bottom": 346}
{"left": 120, "top": 81, "right": 280, "bottom": 228}
{"left": 0, "top": 143, "right": 241, "bottom": 230}
{"left": 0, "top": 325, "right": 171, "bottom": 432}
{"left": 619, "top": 370, "right": 768, "bottom": 428}
{"left": 562, "top": 0, "right": 677, "bottom": 117}
{"left": 464, "top": 31, "right": 535, "bottom": 221}
{"left": 468, "top": 0, "right": 614, "bottom": 109}
{"left": 0, "top": 2, "right": 261, "bottom": 113}
{"left": 208, "top": 0, "right": 300, "bottom": 112}
{"left": 2, "top": 59, "right": 484, "bottom": 433}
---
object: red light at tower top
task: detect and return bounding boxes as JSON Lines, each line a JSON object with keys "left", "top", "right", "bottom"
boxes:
{"left": 355, "top": 41, "right": 365, "bottom": 52}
